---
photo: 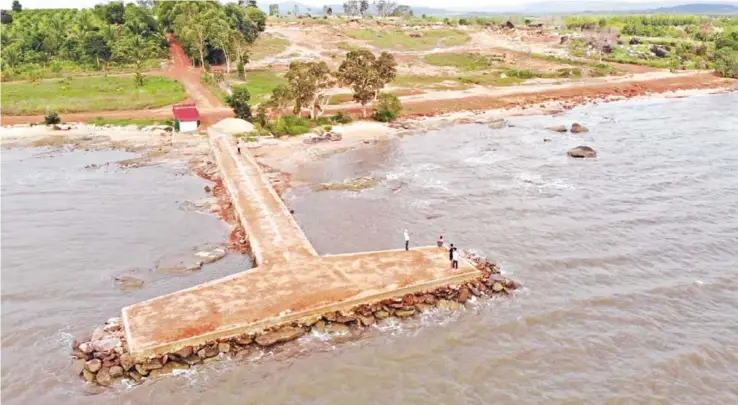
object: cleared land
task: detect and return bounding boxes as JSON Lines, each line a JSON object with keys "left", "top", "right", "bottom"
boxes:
{"left": 2, "top": 76, "right": 186, "bottom": 116}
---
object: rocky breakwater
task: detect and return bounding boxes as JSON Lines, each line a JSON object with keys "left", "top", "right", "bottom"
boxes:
{"left": 71, "top": 255, "right": 518, "bottom": 387}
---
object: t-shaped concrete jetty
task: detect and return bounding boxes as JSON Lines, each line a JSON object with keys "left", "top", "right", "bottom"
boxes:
{"left": 121, "top": 128, "right": 481, "bottom": 361}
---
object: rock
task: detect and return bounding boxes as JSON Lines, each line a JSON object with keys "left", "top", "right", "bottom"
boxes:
{"left": 79, "top": 342, "right": 94, "bottom": 354}
{"left": 567, "top": 146, "right": 597, "bottom": 158}
{"left": 82, "top": 369, "right": 96, "bottom": 383}
{"left": 492, "top": 282, "right": 504, "bottom": 292}
{"left": 374, "top": 310, "right": 390, "bottom": 320}
{"left": 128, "top": 370, "right": 143, "bottom": 382}
{"left": 109, "top": 366, "right": 124, "bottom": 378}
{"left": 91, "top": 327, "right": 106, "bottom": 341}
{"left": 487, "top": 119, "right": 507, "bottom": 129}
{"left": 358, "top": 315, "right": 375, "bottom": 326}
{"left": 255, "top": 326, "right": 305, "bottom": 347}
{"left": 195, "top": 247, "right": 227, "bottom": 264}
{"left": 95, "top": 367, "right": 113, "bottom": 386}
{"left": 543, "top": 138, "right": 552, "bottom": 142}
{"left": 204, "top": 185, "right": 212, "bottom": 193}
{"left": 183, "top": 354, "right": 203, "bottom": 366}
{"left": 629, "top": 37, "right": 641, "bottom": 45}
{"left": 197, "top": 345, "right": 219, "bottom": 359}
{"left": 114, "top": 275, "right": 144, "bottom": 290}
{"left": 437, "top": 299, "right": 462, "bottom": 311}
{"left": 73, "top": 359, "right": 86, "bottom": 375}
{"left": 92, "top": 337, "right": 121, "bottom": 353}
{"left": 298, "top": 315, "right": 321, "bottom": 327}
{"left": 650, "top": 45, "right": 668, "bottom": 58}
{"left": 323, "top": 312, "right": 338, "bottom": 322}
{"left": 315, "top": 322, "right": 350, "bottom": 334}
{"left": 218, "top": 342, "right": 231, "bottom": 353}
{"left": 548, "top": 125, "right": 568, "bottom": 133}
{"left": 234, "top": 334, "right": 253, "bottom": 346}
{"left": 174, "top": 346, "right": 193, "bottom": 358}
{"left": 134, "top": 363, "right": 149, "bottom": 376}
{"left": 335, "top": 313, "right": 356, "bottom": 323}
{"left": 85, "top": 359, "right": 102, "bottom": 373}
{"left": 415, "top": 303, "right": 434, "bottom": 313}
{"left": 119, "top": 353, "right": 134, "bottom": 371}
{"left": 142, "top": 358, "right": 163, "bottom": 371}
{"left": 570, "top": 123, "right": 589, "bottom": 133}
{"left": 394, "top": 308, "right": 416, "bottom": 317}
{"left": 148, "top": 362, "right": 190, "bottom": 379}
{"left": 458, "top": 287, "right": 472, "bottom": 304}
{"left": 326, "top": 132, "right": 342, "bottom": 141}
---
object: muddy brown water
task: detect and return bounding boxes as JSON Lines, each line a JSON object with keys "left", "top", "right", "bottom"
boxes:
{"left": 3, "top": 93, "right": 738, "bottom": 404}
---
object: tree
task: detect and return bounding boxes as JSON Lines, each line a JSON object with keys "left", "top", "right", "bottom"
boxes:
{"left": 173, "top": 1, "right": 223, "bottom": 68}
{"left": 714, "top": 48, "right": 738, "bottom": 78}
{"left": 113, "top": 35, "right": 156, "bottom": 86}
{"left": 374, "top": 0, "right": 398, "bottom": 17}
{"left": 391, "top": 5, "right": 413, "bottom": 17}
{"left": 227, "top": 85, "right": 253, "bottom": 120}
{"left": 284, "top": 61, "right": 335, "bottom": 119}
{"left": 343, "top": 0, "right": 359, "bottom": 16}
{"left": 359, "top": 0, "right": 369, "bottom": 16}
{"left": 84, "top": 32, "right": 112, "bottom": 70}
{"left": 11, "top": 0, "right": 21, "bottom": 12}
{"left": 374, "top": 93, "right": 401, "bottom": 122}
{"left": 338, "top": 50, "right": 397, "bottom": 117}
{"left": 269, "top": 4, "right": 279, "bottom": 16}
{"left": 247, "top": 0, "right": 258, "bottom": 7}
{"left": 1, "top": 10, "right": 13, "bottom": 25}
{"left": 244, "top": 7, "right": 267, "bottom": 32}
{"left": 327, "top": 7, "right": 333, "bottom": 15}
{"left": 265, "top": 84, "right": 293, "bottom": 120}
{"left": 294, "top": 4, "right": 299, "bottom": 16}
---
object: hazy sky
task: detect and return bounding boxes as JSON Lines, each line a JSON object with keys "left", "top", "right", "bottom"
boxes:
{"left": 1, "top": 0, "right": 733, "bottom": 11}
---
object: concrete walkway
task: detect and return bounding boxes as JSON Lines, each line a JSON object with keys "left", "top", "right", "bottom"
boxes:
{"left": 121, "top": 129, "right": 480, "bottom": 360}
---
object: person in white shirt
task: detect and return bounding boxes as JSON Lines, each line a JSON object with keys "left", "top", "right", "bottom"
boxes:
{"left": 451, "top": 248, "right": 459, "bottom": 269}
{"left": 404, "top": 229, "right": 410, "bottom": 251}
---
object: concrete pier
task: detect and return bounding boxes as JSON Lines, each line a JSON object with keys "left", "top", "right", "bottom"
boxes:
{"left": 121, "top": 129, "right": 480, "bottom": 361}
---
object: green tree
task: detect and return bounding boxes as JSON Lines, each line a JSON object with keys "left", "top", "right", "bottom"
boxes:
{"left": 338, "top": 50, "right": 397, "bottom": 117}
{"left": 391, "top": 5, "right": 413, "bottom": 17}
{"left": 373, "top": 93, "right": 402, "bottom": 122}
{"left": 359, "top": 0, "right": 369, "bottom": 16}
{"left": 269, "top": 4, "right": 279, "bottom": 15}
{"left": 227, "top": 85, "right": 253, "bottom": 121}
{"left": 173, "top": 1, "right": 223, "bottom": 67}
{"left": 714, "top": 48, "right": 738, "bottom": 78}
{"left": 264, "top": 84, "right": 293, "bottom": 120}
{"left": 245, "top": 7, "right": 267, "bottom": 32}
{"left": 113, "top": 35, "right": 156, "bottom": 86}
{"left": 11, "top": 0, "right": 21, "bottom": 12}
{"left": 84, "top": 32, "right": 112, "bottom": 70}
{"left": 284, "top": 61, "right": 335, "bottom": 119}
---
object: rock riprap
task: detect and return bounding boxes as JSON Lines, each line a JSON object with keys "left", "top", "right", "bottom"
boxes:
{"left": 72, "top": 255, "right": 518, "bottom": 387}
{"left": 567, "top": 146, "right": 597, "bottom": 158}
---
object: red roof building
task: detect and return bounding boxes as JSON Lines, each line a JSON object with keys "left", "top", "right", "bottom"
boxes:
{"left": 172, "top": 102, "right": 200, "bottom": 132}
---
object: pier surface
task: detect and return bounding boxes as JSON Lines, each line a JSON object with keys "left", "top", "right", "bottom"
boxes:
{"left": 122, "top": 129, "right": 479, "bottom": 360}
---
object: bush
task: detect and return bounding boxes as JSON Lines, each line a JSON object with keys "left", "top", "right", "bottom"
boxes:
{"left": 226, "top": 85, "right": 253, "bottom": 121}
{"left": 332, "top": 111, "right": 353, "bottom": 124}
{"left": 237, "top": 61, "right": 245, "bottom": 80}
{"left": 44, "top": 110, "right": 61, "bottom": 125}
{"left": 373, "top": 93, "right": 402, "bottom": 122}
{"left": 267, "top": 115, "right": 312, "bottom": 136}
{"left": 714, "top": 48, "right": 738, "bottom": 78}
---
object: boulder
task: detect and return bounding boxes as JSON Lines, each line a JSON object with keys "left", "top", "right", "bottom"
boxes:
{"left": 197, "top": 345, "right": 219, "bottom": 359}
{"left": 73, "top": 359, "right": 86, "bottom": 375}
{"left": 217, "top": 342, "right": 231, "bottom": 353}
{"left": 358, "top": 315, "right": 375, "bottom": 326}
{"left": 195, "top": 247, "right": 227, "bottom": 265}
{"left": 567, "top": 146, "right": 597, "bottom": 158}
{"left": 374, "top": 310, "right": 390, "bottom": 320}
{"left": 314, "top": 321, "right": 350, "bottom": 335}
{"left": 109, "top": 366, "right": 124, "bottom": 378}
{"left": 233, "top": 334, "right": 253, "bottom": 346}
{"left": 543, "top": 138, "right": 552, "bottom": 142}
{"left": 173, "top": 346, "right": 193, "bottom": 358}
{"left": 95, "top": 368, "right": 113, "bottom": 386}
{"left": 395, "top": 308, "right": 416, "bottom": 317}
{"left": 650, "top": 45, "right": 668, "bottom": 58}
{"left": 79, "top": 342, "right": 94, "bottom": 354}
{"left": 134, "top": 363, "right": 149, "bottom": 376}
{"left": 128, "top": 370, "right": 143, "bottom": 382}
{"left": 114, "top": 275, "right": 144, "bottom": 290}
{"left": 142, "top": 358, "right": 163, "bottom": 371}
{"left": 629, "top": 37, "right": 641, "bottom": 45}
{"left": 91, "top": 327, "right": 107, "bottom": 341}
{"left": 255, "top": 326, "right": 305, "bottom": 347}
{"left": 119, "top": 353, "right": 134, "bottom": 371}
{"left": 415, "top": 303, "right": 434, "bottom": 313}
{"left": 148, "top": 362, "right": 190, "bottom": 379}
{"left": 92, "top": 337, "right": 121, "bottom": 353}
{"left": 85, "top": 359, "right": 102, "bottom": 373}
{"left": 492, "top": 282, "right": 504, "bottom": 292}
{"left": 82, "top": 369, "right": 96, "bottom": 383}
{"left": 548, "top": 125, "right": 568, "bottom": 133}
{"left": 458, "top": 287, "right": 472, "bottom": 304}
{"left": 183, "top": 354, "right": 203, "bottom": 366}
{"left": 570, "top": 123, "right": 589, "bottom": 133}
{"left": 326, "top": 132, "right": 343, "bottom": 142}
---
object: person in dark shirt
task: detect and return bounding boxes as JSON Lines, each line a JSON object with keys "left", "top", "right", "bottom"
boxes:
{"left": 448, "top": 243, "right": 456, "bottom": 265}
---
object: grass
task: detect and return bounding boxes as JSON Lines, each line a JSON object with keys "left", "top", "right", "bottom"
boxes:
{"left": 336, "top": 41, "right": 366, "bottom": 52}
{"left": 423, "top": 53, "right": 504, "bottom": 71}
{"left": 247, "top": 34, "right": 291, "bottom": 60}
{"left": 1, "top": 59, "right": 167, "bottom": 82}
{"left": 87, "top": 117, "right": 173, "bottom": 128}
{"left": 1, "top": 75, "right": 186, "bottom": 116}
{"left": 243, "top": 70, "right": 287, "bottom": 103}
{"left": 345, "top": 29, "right": 470, "bottom": 51}
{"left": 392, "top": 74, "right": 468, "bottom": 90}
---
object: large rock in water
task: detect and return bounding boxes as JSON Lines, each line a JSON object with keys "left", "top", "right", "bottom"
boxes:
{"left": 548, "top": 125, "right": 568, "bottom": 133}
{"left": 570, "top": 123, "right": 589, "bottom": 133}
{"left": 210, "top": 118, "right": 255, "bottom": 135}
{"left": 255, "top": 326, "right": 305, "bottom": 346}
{"left": 567, "top": 146, "right": 597, "bottom": 158}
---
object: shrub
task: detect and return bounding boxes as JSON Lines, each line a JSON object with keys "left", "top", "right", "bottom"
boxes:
{"left": 714, "top": 48, "right": 738, "bottom": 78}
{"left": 373, "top": 93, "right": 402, "bottom": 122}
{"left": 237, "top": 61, "right": 245, "bottom": 80}
{"left": 267, "top": 115, "right": 312, "bottom": 136}
{"left": 226, "top": 85, "right": 253, "bottom": 121}
{"left": 332, "top": 111, "right": 353, "bottom": 124}
{"left": 44, "top": 110, "right": 61, "bottom": 125}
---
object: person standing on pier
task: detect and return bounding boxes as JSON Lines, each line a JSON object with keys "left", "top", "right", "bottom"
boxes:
{"left": 237, "top": 138, "right": 242, "bottom": 155}
{"left": 451, "top": 247, "right": 459, "bottom": 270}
{"left": 404, "top": 229, "right": 410, "bottom": 251}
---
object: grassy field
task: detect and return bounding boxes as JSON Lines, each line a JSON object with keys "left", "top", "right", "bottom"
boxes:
{"left": 87, "top": 117, "right": 173, "bottom": 127}
{"left": 247, "top": 34, "right": 291, "bottom": 60}
{"left": 423, "top": 53, "right": 505, "bottom": 71}
{"left": 2, "top": 76, "right": 186, "bottom": 115}
{"left": 243, "top": 70, "right": 287, "bottom": 103}
{"left": 345, "top": 29, "right": 470, "bottom": 51}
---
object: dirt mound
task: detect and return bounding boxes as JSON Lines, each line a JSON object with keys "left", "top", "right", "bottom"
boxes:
{"left": 210, "top": 118, "right": 255, "bottom": 135}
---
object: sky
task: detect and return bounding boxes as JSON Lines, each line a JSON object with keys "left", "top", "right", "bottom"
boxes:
{"left": 1, "top": 0, "right": 736, "bottom": 11}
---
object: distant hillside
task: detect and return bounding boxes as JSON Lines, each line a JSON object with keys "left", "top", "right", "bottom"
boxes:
{"left": 646, "top": 3, "right": 738, "bottom": 13}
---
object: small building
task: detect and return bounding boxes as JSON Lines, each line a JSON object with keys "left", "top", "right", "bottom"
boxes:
{"left": 172, "top": 103, "right": 200, "bottom": 132}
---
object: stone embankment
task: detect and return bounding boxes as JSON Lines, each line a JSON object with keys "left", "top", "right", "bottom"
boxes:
{"left": 72, "top": 254, "right": 518, "bottom": 387}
